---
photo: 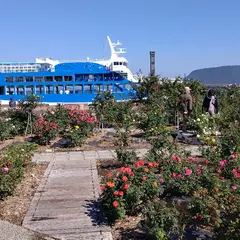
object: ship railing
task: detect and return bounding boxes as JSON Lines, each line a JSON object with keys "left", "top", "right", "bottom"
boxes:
{"left": 58, "top": 58, "right": 106, "bottom": 63}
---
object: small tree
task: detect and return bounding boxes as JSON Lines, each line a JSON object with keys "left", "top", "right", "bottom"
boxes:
{"left": 92, "top": 91, "right": 116, "bottom": 129}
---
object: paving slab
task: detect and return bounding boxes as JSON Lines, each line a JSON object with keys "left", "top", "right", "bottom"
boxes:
{"left": 0, "top": 220, "right": 56, "bottom": 240}
{"left": 24, "top": 151, "right": 112, "bottom": 240}
{"left": 97, "top": 150, "right": 115, "bottom": 159}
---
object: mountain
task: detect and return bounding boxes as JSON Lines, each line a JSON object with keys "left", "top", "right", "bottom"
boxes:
{"left": 186, "top": 65, "right": 240, "bottom": 85}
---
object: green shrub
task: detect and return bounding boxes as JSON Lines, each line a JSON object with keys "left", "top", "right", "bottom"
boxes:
{"left": 65, "top": 127, "right": 85, "bottom": 147}
{"left": 0, "top": 142, "right": 37, "bottom": 198}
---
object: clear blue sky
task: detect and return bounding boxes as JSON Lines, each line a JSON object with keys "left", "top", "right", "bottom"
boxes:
{"left": 1, "top": 0, "right": 240, "bottom": 77}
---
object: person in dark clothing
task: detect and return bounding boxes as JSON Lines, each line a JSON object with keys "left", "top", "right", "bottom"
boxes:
{"left": 9, "top": 98, "right": 16, "bottom": 108}
{"left": 202, "top": 89, "right": 218, "bottom": 116}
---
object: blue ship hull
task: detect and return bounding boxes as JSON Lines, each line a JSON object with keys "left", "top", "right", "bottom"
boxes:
{"left": 0, "top": 62, "right": 136, "bottom": 103}
{"left": 0, "top": 91, "right": 134, "bottom": 104}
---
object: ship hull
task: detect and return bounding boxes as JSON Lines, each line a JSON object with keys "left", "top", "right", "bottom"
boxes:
{"left": 0, "top": 62, "right": 136, "bottom": 104}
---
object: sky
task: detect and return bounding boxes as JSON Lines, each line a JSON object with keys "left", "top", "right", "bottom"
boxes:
{"left": 1, "top": 0, "right": 240, "bottom": 78}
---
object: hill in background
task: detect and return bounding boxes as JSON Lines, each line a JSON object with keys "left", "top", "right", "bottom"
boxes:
{"left": 186, "top": 65, "right": 240, "bottom": 85}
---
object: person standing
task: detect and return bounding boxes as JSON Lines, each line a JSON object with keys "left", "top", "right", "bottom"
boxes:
{"left": 202, "top": 89, "right": 218, "bottom": 116}
{"left": 180, "top": 86, "right": 193, "bottom": 131}
{"left": 9, "top": 98, "right": 16, "bottom": 108}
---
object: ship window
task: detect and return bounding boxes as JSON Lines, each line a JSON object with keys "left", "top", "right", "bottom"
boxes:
{"left": 121, "top": 73, "right": 128, "bottom": 78}
{"left": 123, "top": 62, "right": 128, "bottom": 66}
{"left": 35, "top": 77, "right": 44, "bottom": 82}
{"left": 65, "top": 85, "right": 73, "bottom": 94}
{"left": 26, "top": 86, "right": 33, "bottom": 95}
{"left": 46, "top": 85, "right": 54, "bottom": 94}
{"left": 94, "top": 85, "right": 102, "bottom": 94}
{"left": 55, "top": 85, "right": 64, "bottom": 94}
{"left": 36, "top": 85, "right": 44, "bottom": 95}
{"left": 15, "top": 77, "right": 25, "bottom": 82}
{"left": 114, "top": 62, "right": 119, "bottom": 65}
{"left": 84, "top": 84, "right": 92, "bottom": 94}
{"left": 55, "top": 76, "right": 62, "bottom": 82}
{"left": 0, "top": 86, "right": 4, "bottom": 95}
{"left": 64, "top": 76, "right": 72, "bottom": 81}
{"left": 26, "top": 77, "right": 33, "bottom": 82}
{"left": 88, "top": 75, "right": 94, "bottom": 82}
{"left": 45, "top": 76, "right": 53, "bottom": 82}
{"left": 6, "top": 77, "right": 13, "bottom": 82}
{"left": 75, "top": 74, "right": 83, "bottom": 82}
{"left": 74, "top": 84, "right": 83, "bottom": 94}
{"left": 6, "top": 86, "right": 14, "bottom": 95}
{"left": 16, "top": 86, "right": 24, "bottom": 95}
{"left": 104, "top": 84, "right": 112, "bottom": 92}
{"left": 113, "top": 84, "right": 123, "bottom": 93}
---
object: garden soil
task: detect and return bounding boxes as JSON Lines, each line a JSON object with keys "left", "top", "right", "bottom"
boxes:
{"left": 0, "top": 163, "right": 48, "bottom": 226}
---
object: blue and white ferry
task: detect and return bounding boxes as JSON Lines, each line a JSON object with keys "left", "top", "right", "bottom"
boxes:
{"left": 0, "top": 37, "right": 137, "bottom": 104}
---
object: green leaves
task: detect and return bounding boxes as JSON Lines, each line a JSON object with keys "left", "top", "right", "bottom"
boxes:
{"left": 0, "top": 143, "right": 37, "bottom": 199}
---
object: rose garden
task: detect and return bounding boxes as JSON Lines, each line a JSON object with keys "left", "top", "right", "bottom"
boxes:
{"left": 0, "top": 76, "right": 239, "bottom": 239}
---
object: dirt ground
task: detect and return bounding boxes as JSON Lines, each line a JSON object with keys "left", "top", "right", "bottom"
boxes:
{"left": 112, "top": 216, "right": 146, "bottom": 240}
{"left": 36, "top": 128, "right": 151, "bottom": 152}
{"left": 0, "top": 163, "right": 48, "bottom": 225}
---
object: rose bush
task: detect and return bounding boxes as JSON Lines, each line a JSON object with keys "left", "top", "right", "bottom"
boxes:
{"left": 0, "top": 142, "right": 37, "bottom": 198}
{"left": 33, "top": 117, "right": 59, "bottom": 145}
{"left": 100, "top": 159, "right": 162, "bottom": 223}
{"left": 97, "top": 76, "right": 240, "bottom": 239}
{"left": 32, "top": 106, "right": 98, "bottom": 147}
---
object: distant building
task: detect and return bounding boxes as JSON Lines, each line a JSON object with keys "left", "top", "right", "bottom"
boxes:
{"left": 0, "top": 62, "right": 41, "bottom": 73}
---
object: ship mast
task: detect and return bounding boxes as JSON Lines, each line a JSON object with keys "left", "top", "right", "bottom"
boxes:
{"left": 107, "top": 36, "right": 126, "bottom": 60}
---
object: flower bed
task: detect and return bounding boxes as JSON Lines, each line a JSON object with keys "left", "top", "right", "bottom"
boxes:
{"left": 0, "top": 142, "right": 38, "bottom": 199}
{"left": 94, "top": 77, "right": 240, "bottom": 240}
{"left": 32, "top": 105, "right": 99, "bottom": 147}
{"left": 98, "top": 151, "right": 240, "bottom": 239}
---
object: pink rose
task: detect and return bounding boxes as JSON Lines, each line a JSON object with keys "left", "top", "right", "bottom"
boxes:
{"left": 3, "top": 167, "right": 9, "bottom": 173}
{"left": 197, "top": 169, "right": 201, "bottom": 175}
{"left": 219, "top": 160, "right": 226, "bottom": 167}
{"left": 185, "top": 169, "right": 192, "bottom": 176}
{"left": 172, "top": 173, "right": 177, "bottom": 177}
{"left": 232, "top": 186, "right": 237, "bottom": 191}
{"left": 188, "top": 156, "right": 196, "bottom": 161}
{"left": 177, "top": 174, "right": 183, "bottom": 179}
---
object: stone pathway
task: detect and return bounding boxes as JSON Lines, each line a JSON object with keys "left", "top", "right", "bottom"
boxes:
{"left": 23, "top": 146, "right": 201, "bottom": 240}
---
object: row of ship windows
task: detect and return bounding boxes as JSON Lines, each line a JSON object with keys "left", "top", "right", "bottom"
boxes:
{"left": 4, "top": 84, "right": 132, "bottom": 95}
{"left": 5, "top": 74, "right": 127, "bottom": 82}
{"left": 6, "top": 76, "right": 72, "bottom": 82}
{"left": 2, "top": 70, "right": 38, "bottom": 73}
{"left": 0, "top": 66, "right": 38, "bottom": 69}
{"left": 113, "top": 62, "right": 127, "bottom": 66}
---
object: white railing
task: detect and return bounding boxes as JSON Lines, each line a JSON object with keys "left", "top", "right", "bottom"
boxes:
{"left": 58, "top": 58, "right": 107, "bottom": 63}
